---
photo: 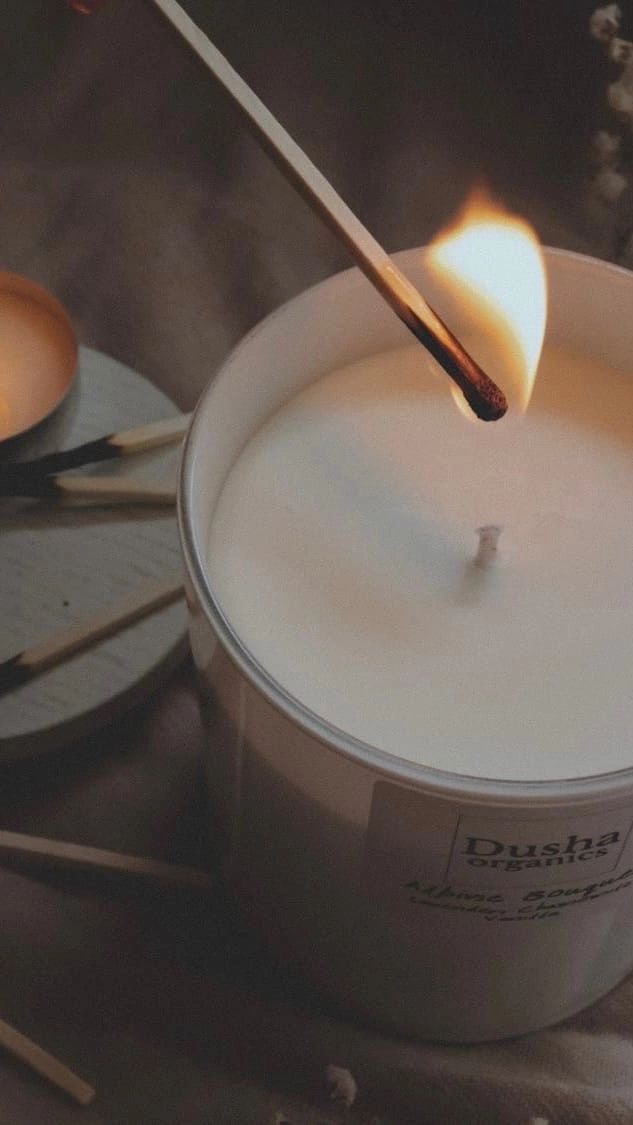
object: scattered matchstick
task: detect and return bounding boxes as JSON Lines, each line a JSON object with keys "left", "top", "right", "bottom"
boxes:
{"left": 2, "top": 412, "right": 191, "bottom": 484}
{"left": 0, "top": 577, "right": 184, "bottom": 695}
{"left": 147, "top": 0, "right": 507, "bottom": 422}
{"left": 0, "top": 1016, "right": 95, "bottom": 1106}
{"left": 0, "top": 830, "right": 215, "bottom": 891}
{"left": 0, "top": 820, "right": 215, "bottom": 1104}
{"left": 0, "top": 473, "right": 177, "bottom": 504}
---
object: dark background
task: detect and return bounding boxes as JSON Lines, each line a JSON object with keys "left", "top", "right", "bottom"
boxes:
{"left": 0, "top": 0, "right": 624, "bottom": 406}
{"left": 0, "top": 6, "right": 632, "bottom": 1122}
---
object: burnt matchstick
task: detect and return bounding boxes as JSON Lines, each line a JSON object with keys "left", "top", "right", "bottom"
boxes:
{"left": 377, "top": 283, "right": 507, "bottom": 422}
{"left": 146, "top": 0, "right": 507, "bottom": 422}
{"left": 2, "top": 412, "right": 191, "bottom": 486}
{"left": 0, "top": 576, "right": 184, "bottom": 696}
{"left": 0, "top": 473, "right": 176, "bottom": 504}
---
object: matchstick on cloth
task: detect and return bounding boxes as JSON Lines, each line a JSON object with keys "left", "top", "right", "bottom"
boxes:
{"left": 0, "top": 1019, "right": 95, "bottom": 1106}
{"left": 0, "top": 827, "right": 217, "bottom": 1105}
{"left": 0, "top": 830, "right": 215, "bottom": 891}
{"left": 146, "top": 0, "right": 507, "bottom": 422}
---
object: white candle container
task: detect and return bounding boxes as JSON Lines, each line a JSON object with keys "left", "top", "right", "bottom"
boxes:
{"left": 179, "top": 248, "right": 633, "bottom": 1042}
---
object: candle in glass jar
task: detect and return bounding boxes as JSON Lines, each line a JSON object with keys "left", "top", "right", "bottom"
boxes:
{"left": 206, "top": 336, "right": 633, "bottom": 783}
{"left": 203, "top": 197, "right": 633, "bottom": 785}
{"left": 183, "top": 240, "right": 633, "bottom": 1043}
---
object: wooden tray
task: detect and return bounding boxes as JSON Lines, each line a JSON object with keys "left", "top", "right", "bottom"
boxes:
{"left": 0, "top": 348, "right": 188, "bottom": 762}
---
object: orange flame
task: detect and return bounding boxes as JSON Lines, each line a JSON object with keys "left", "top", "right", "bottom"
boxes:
{"left": 425, "top": 188, "right": 547, "bottom": 417}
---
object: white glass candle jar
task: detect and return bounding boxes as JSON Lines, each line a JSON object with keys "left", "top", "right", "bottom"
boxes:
{"left": 179, "top": 248, "right": 633, "bottom": 1042}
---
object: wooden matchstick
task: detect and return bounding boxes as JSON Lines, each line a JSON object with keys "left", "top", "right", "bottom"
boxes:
{"left": 0, "top": 830, "right": 215, "bottom": 891}
{"left": 0, "top": 474, "right": 177, "bottom": 504}
{"left": 2, "top": 412, "right": 191, "bottom": 483}
{"left": 0, "top": 1017, "right": 95, "bottom": 1105}
{"left": 147, "top": 0, "right": 507, "bottom": 421}
{"left": 0, "top": 577, "right": 184, "bottom": 695}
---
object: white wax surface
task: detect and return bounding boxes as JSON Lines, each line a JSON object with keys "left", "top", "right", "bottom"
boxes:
{"left": 207, "top": 344, "right": 633, "bottom": 781}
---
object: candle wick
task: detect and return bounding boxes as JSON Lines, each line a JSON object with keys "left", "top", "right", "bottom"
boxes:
{"left": 474, "top": 525, "right": 502, "bottom": 569}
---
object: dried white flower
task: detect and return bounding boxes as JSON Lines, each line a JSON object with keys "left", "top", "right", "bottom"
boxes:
{"left": 590, "top": 3, "right": 622, "bottom": 42}
{"left": 591, "top": 129, "right": 622, "bottom": 165}
{"left": 594, "top": 166, "right": 629, "bottom": 200}
{"left": 608, "top": 34, "right": 633, "bottom": 122}
{"left": 325, "top": 1064, "right": 358, "bottom": 1108}
{"left": 608, "top": 78, "right": 633, "bottom": 117}
{"left": 610, "top": 35, "right": 633, "bottom": 62}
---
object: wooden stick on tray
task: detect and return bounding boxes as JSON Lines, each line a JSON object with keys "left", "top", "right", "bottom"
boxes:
{"left": 0, "top": 474, "right": 177, "bottom": 504}
{"left": 2, "top": 413, "right": 191, "bottom": 484}
{"left": 0, "top": 577, "right": 184, "bottom": 696}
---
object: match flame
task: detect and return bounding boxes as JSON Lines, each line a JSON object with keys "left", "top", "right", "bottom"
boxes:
{"left": 425, "top": 189, "right": 547, "bottom": 416}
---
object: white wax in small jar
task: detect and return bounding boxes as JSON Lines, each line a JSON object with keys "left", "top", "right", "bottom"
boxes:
{"left": 0, "top": 288, "right": 76, "bottom": 441}
{"left": 207, "top": 342, "right": 633, "bottom": 782}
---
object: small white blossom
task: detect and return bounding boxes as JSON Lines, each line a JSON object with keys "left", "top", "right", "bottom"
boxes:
{"left": 591, "top": 129, "right": 621, "bottom": 165}
{"left": 609, "top": 35, "right": 633, "bottom": 62}
{"left": 590, "top": 3, "right": 622, "bottom": 42}
{"left": 608, "top": 78, "right": 633, "bottom": 117}
{"left": 325, "top": 1064, "right": 358, "bottom": 1108}
{"left": 595, "top": 166, "right": 629, "bottom": 200}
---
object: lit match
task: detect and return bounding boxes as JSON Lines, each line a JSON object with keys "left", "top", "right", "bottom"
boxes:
{"left": 144, "top": 0, "right": 507, "bottom": 421}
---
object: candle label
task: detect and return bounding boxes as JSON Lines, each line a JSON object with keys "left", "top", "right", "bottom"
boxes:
{"left": 366, "top": 781, "right": 633, "bottom": 920}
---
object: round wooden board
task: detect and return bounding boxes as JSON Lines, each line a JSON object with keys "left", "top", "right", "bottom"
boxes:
{"left": 0, "top": 348, "right": 189, "bottom": 763}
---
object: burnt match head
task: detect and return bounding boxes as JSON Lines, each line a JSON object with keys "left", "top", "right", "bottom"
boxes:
{"left": 461, "top": 371, "right": 508, "bottom": 423}
{"left": 401, "top": 303, "right": 508, "bottom": 422}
